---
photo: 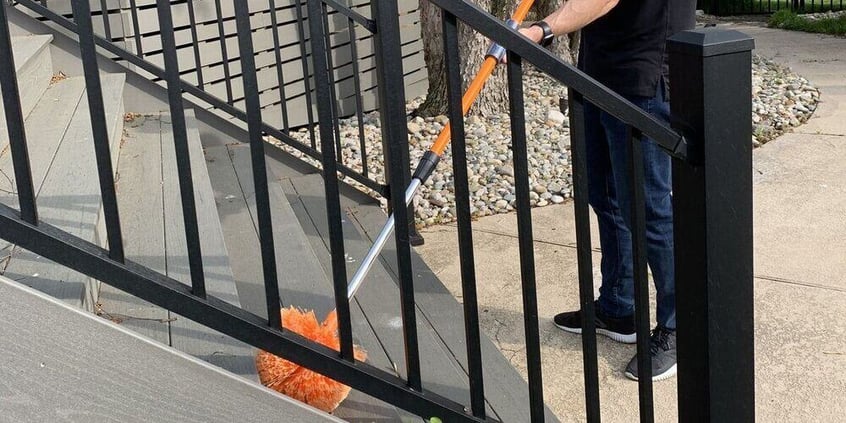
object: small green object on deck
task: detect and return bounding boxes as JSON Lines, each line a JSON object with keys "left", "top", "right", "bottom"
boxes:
{"left": 428, "top": 418, "right": 442, "bottom": 423}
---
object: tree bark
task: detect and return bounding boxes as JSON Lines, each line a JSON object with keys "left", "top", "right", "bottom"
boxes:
{"left": 416, "top": 0, "right": 448, "bottom": 117}
{"left": 416, "top": 0, "right": 579, "bottom": 118}
{"left": 416, "top": 0, "right": 509, "bottom": 118}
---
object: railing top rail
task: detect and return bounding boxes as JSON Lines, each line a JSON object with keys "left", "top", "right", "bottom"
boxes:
{"left": 321, "top": 0, "right": 377, "bottom": 33}
{"left": 427, "top": 0, "right": 689, "bottom": 161}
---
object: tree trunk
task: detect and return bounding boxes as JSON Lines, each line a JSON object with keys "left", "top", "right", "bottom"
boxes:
{"left": 416, "top": 0, "right": 509, "bottom": 118}
{"left": 416, "top": 0, "right": 448, "bottom": 117}
{"left": 416, "top": 0, "right": 579, "bottom": 118}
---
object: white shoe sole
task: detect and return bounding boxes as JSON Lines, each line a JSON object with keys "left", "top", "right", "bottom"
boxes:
{"left": 624, "top": 363, "right": 677, "bottom": 382}
{"left": 554, "top": 322, "right": 637, "bottom": 344}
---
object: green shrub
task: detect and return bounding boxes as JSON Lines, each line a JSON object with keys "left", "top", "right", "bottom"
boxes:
{"left": 769, "top": 9, "right": 846, "bottom": 35}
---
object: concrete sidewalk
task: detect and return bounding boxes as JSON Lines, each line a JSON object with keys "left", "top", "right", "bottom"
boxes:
{"left": 416, "top": 24, "right": 846, "bottom": 422}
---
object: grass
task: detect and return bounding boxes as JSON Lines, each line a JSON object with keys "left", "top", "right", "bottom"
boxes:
{"left": 768, "top": 9, "right": 846, "bottom": 35}
{"left": 711, "top": 1, "right": 845, "bottom": 15}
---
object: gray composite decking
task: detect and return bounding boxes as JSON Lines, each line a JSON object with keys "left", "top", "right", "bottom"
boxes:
{"left": 205, "top": 143, "right": 420, "bottom": 422}
{"left": 208, "top": 142, "right": 561, "bottom": 422}
{"left": 0, "top": 276, "right": 342, "bottom": 423}
{"left": 0, "top": 73, "right": 126, "bottom": 309}
{"left": 0, "top": 34, "right": 52, "bottom": 139}
{"left": 97, "top": 111, "right": 258, "bottom": 380}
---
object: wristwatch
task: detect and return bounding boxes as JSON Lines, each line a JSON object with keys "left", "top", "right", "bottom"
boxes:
{"left": 531, "top": 21, "right": 554, "bottom": 47}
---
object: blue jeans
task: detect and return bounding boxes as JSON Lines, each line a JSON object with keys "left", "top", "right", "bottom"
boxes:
{"left": 583, "top": 81, "right": 676, "bottom": 330}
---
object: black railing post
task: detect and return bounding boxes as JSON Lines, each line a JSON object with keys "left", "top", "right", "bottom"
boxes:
{"left": 668, "top": 29, "right": 755, "bottom": 422}
{"left": 371, "top": 0, "right": 423, "bottom": 391}
{"left": 370, "top": 0, "right": 423, "bottom": 247}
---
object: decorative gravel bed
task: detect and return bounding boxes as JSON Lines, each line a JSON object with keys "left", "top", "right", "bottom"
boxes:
{"left": 270, "top": 55, "right": 819, "bottom": 227}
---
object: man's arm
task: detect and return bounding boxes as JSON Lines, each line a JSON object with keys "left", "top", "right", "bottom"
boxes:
{"left": 521, "top": 0, "right": 619, "bottom": 43}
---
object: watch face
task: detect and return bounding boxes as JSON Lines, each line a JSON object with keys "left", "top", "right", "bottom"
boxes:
{"left": 534, "top": 21, "right": 553, "bottom": 47}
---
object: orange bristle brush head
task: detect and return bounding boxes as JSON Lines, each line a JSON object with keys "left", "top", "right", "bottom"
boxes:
{"left": 256, "top": 306, "right": 367, "bottom": 413}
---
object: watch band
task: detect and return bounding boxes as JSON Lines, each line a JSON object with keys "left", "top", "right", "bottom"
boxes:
{"left": 531, "top": 21, "right": 554, "bottom": 47}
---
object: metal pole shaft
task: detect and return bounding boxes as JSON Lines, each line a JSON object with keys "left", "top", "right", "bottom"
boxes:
{"left": 347, "top": 178, "right": 421, "bottom": 299}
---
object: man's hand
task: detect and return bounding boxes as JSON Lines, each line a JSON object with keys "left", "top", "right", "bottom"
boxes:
{"left": 500, "top": 26, "right": 544, "bottom": 63}
{"left": 502, "top": 0, "right": 618, "bottom": 63}
{"left": 519, "top": 25, "right": 544, "bottom": 45}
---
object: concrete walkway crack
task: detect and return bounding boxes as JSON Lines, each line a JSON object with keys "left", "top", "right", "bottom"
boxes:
{"left": 796, "top": 131, "right": 846, "bottom": 137}
{"left": 757, "top": 274, "right": 846, "bottom": 293}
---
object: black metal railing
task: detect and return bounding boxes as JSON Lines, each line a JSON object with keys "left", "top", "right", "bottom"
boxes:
{"left": 424, "top": 1, "right": 756, "bottom": 421}
{"left": 13, "top": 0, "right": 388, "bottom": 196}
{"left": 0, "top": 0, "right": 755, "bottom": 421}
{"left": 700, "top": 0, "right": 846, "bottom": 15}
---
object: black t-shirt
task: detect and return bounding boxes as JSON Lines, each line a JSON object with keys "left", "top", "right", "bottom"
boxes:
{"left": 579, "top": 0, "right": 696, "bottom": 98}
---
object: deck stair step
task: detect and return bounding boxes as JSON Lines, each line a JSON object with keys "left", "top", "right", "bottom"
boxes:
{"left": 0, "top": 275, "right": 344, "bottom": 423}
{"left": 0, "top": 34, "right": 53, "bottom": 146}
{"left": 0, "top": 72, "right": 126, "bottom": 310}
{"left": 206, "top": 143, "right": 431, "bottom": 421}
{"left": 96, "top": 110, "right": 258, "bottom": 380}
{"left": 253, "top": 149, "right": 560, "bottom": 422}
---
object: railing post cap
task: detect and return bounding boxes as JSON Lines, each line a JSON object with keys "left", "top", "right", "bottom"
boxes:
{"left": 668, "top": 28, "right": 755, "bottom": 58}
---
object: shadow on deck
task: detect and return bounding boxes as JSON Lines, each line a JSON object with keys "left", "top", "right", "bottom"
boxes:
{"left": 206, "top": 143, "right": 559, "bottom": 422}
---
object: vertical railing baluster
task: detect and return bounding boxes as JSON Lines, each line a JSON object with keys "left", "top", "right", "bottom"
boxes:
{"left": 269, "top": 0, "right": 291, "bottom": 133}
{"left": 507, "top": 50, "right": 545, "bottom": 423}
{"left": 348, "top": 17, "right": 369, "bottom": 178}
{"left": 187, "top": 0, "right": 204, "bottom": 89}
{"left": 442, "top": 9, "right": 485, "bottom": 419}
{"left": 72, "top": 0, "right": 125, "bottom": 262}
{"left": 234, "top": 0, "right": 283, "bottom": 329}
{"left": 321, "top": 4, "right": 344, "bottom": 164}
{"left": 567, "top": 89, "right": 601, "bottom": 423}
{"left": 0, "top": 0, "right": 38, "bottom": 224}
{"left": 214, "top": 0, "right": 234, "bottom": 104}
{"left": 307, "top": 0, "right": 355, "bottom": 360}
{"left": 156, "top": 0, "right": 206, "bottom": 298}
{"left": 294, "top": 0, "right": 317, "bottom": 149}
{"left": 128, "top": 0, "right": 143, "bottom": 57}
{"left": 627, "top": 127, "right": 655, "bottom": 422}
{"left": 99, "top": 0, "right": 111, "bottom": 41}
{"left": 371, "top": 0, "right": 422, "bottom": 390}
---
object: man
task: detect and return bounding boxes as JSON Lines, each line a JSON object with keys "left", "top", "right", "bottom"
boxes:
{"left": 519, "top": 0, "right": 696, "bottom": 381}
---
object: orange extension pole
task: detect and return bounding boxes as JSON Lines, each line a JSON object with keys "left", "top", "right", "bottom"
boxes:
{"left": 429, "top": 0, "right": 534, "bottom": 156}
{"left": 346, "top": 0, "right": 537, "bottom": 300}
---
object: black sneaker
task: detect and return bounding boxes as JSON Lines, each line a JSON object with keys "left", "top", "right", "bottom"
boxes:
{"left": 624, "top": 327, "right": 677, "bottom": 381}
{"left": 553, "top": 302, "right": 637, "bottom": 344}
